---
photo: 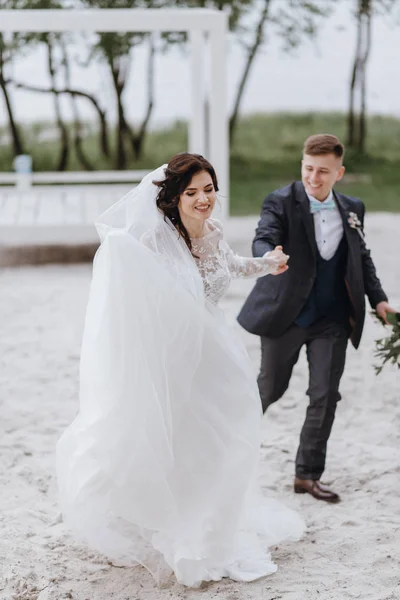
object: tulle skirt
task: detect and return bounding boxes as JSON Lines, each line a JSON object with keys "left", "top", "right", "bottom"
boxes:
{"left": 56, "top": 231, "right": 305, "bottom": 587}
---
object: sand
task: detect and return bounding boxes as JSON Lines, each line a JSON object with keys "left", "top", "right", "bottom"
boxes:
{"left": 0, "top": 214, "right": 399, "bottom": 600}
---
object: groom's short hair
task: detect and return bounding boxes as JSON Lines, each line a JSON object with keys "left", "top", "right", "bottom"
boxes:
{"left": 303, "top": 134, "right": 344, "bottom": 160}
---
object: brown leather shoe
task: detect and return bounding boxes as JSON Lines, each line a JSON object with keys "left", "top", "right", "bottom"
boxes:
{"left": 294, "top": 477, "right": 340, "bottom": 503}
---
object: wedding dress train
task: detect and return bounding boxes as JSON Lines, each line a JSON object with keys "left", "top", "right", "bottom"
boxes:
{"left": 56, "top": 169, "right": 304, "bottom": 587}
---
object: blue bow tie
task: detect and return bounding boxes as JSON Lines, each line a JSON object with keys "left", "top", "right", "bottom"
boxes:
{"left": 309, "top": 198, "right": 336, "bottom": 214}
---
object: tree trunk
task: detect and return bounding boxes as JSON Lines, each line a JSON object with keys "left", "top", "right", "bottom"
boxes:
{"left": 61, "top": 41, "right": 94, "bottom": 171}
{"left": 109, "top": 62, "right": 129, "bottom": 170}
{"left": 347, "top": 56, "right": 358, "bottom": 148}
{"left": 0, "top": 38, "right": 24, "bottom": 157}
{"left": 0, "top": 74, "right": 24, "bottom": 157}
{"left": 115, "top": 84, "right": 128, "bottom": 170}
{"left": 229, "top": 0, "right": 271, "bottom": 144}
{"left": 347, "top": 0, "right": 373, "bottom": 153}
{"left": 358, "top": 2, "right": 372, "bottom": 153}
{"left": 11, "top": 79, "right": 110, "bottom": 159}
{"left": 46, "top": 36, "right": 69, "bottom": 172}
{"left": 130, "top": 36, "right": 155, "bottom": 161}
{"left": 347, "top": 0, "right": 363, "bottom": 149}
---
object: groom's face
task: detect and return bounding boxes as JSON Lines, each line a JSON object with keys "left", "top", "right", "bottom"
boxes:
{"left": 301, "top": 153, "right": 345, "bottom": 201}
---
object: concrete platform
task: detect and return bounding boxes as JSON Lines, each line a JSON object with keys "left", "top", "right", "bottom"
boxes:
{"left": 0, "top": 185, "right": 124, "bottom": 266}
{"left": 0, "top": 185, "right": 257, "bottom": 266}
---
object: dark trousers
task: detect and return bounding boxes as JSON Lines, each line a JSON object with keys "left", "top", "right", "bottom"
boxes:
{"left": 258, "top": 319, "right": 348, "bottom": 480}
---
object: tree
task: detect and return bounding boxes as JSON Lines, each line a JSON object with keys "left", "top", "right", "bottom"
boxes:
{"left": 81, "top": 0, "right": 162, "bottom": 168}
{"left": 229, "top": 0, "right": 335, "bottom": 142}
{"left": 0, "top": 0, "right": 28, "bottom": 156}
{"left": 4, "top": 0, "right": 112, "bottom": 168}
{"left": 0, "top": 0, "right": 343, "bottom": 166}
{"left": 347, "top": 0, "right": 372, "bottom": 153}
{"left": 347, "top": 0, "right": 399, "bottom": 153}
{"left": 0, "top": 0, "right": 72, "bottom": 169}
{"left": 175, "top": 0, "right": 335, "bottom": 143}
{"left": 44, "top": 31, "right": 71, "bottom": 170}
{"left": 229, "top": 0, "right": 272, "bottom": 140}
{"left": 0, "top": 33, "right": 25, "bottom": 156}
{"left": 60, "top": 37, "right": 95, "bottom": 170}
{"left": 10, "top": 79, "right": 111, "bottom": 162}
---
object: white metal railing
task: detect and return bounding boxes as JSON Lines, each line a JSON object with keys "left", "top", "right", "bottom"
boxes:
{"left": 0, "top": 182, "right": 134, "bottom": 227}
{"left": 0, "top": 170, "right": 150, "bottom": 188}
{"left": 0, "top": 8, "right": 229, "bottom": 218}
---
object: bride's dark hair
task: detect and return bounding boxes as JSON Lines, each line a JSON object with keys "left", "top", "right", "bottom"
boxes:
{"left": 154, "top": 152, "right": 219, "bottom": 253}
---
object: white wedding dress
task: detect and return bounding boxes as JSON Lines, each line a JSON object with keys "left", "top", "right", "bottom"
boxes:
{"left": 56, "top": 168, "right": 304, "bottom": 588}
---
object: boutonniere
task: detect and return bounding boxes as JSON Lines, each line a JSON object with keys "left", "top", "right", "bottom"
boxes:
{"left": 347, "top": 212, "right": 364, "bottom": 240}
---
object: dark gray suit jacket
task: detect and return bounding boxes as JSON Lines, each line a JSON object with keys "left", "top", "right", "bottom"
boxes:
{"left": 237, "top": 181, "right": 388, "bottom": 349}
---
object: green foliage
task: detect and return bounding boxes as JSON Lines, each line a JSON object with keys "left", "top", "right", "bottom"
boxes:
{"left": 270, "top": 0, "right": 336, "bottom": 51}
{"left": 172, "top": 0, "right": 254, "bottom": 31}
{"left": 372, "top": 311, "right": 400, "bottom": 374}
{"left": 1, "top": 112, "right": 400, "bottom": 214}
{"left": 228, "top": 112, "right": 400, "bottom": 214}
{"left": 0, "top": 119, "right": 188, "bottom": 171}
{"left": 81, "top": 0, "right": 150, "bottom": 64}
{"left": 230, "top": 111, "right": 400, "bottom": 161}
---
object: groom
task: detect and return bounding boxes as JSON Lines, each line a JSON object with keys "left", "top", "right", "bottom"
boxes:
{"left": 238, "top": 134, "right": 396, "bottom": 503}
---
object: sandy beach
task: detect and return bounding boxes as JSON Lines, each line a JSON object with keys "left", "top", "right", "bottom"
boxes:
{"left": 0, "top": 214, "right": 399, "bottom": 600}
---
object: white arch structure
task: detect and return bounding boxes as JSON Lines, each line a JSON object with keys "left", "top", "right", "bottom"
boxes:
{"left": 0, "top": 8, "right": 229, "bottom": 219}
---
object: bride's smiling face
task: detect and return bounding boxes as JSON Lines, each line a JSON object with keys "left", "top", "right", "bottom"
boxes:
{"left": 178, "top": 170, "right": 216, "bottom": 223}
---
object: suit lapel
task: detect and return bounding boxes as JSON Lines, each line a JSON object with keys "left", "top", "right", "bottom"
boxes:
{"left": 295, "top": 182, "right": 317, "bottom": 259}
{"left": 333, "top": 190, "right": 358, "bottom": 251}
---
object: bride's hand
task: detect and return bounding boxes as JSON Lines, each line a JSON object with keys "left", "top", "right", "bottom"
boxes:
{"left": 263, "top": 245, "right": 289, "bottom": 276}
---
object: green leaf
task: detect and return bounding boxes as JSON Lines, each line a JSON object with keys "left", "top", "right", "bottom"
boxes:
{"left": 387, "top": 312, "right": 400, "bottom": 327}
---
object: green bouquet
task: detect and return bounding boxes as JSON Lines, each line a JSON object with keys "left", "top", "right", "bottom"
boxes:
{"left": 372, "top": 311, "right": 400, "bottom": 375}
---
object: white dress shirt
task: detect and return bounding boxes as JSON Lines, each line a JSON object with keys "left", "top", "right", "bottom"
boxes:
{"left": 307, "top": 190, "right": 344, "bottom": 260}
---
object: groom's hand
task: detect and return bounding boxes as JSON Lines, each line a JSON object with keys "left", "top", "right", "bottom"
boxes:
{"left": 376, "top": 300, "right": 397, "bottom": 325}
{"left": 269, "top": 245, "right": 289, "bottom": 276}
{"left": 271, "top": 264, "right": 289, "bottom": 276}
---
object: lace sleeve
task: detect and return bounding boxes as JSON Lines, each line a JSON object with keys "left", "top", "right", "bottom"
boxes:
{"left": 220, "top": 241, "right": 282, "bottom": 279}
{"left": 211, "top": 219, "right": 282, "bottom": 279}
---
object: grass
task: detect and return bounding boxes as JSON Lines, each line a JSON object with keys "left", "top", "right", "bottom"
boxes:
{"left": 229, "top": 112, "right": 400, "bottom": 214}
{"left": 228, "top": 154, "right": 400, "bottom": 215}
{"left": 1, "top": 112, "right": 400, "bottom": 214}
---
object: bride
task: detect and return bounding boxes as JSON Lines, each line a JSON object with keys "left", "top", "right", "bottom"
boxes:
{"left": 56, "top": 153, "right": 305, "bottom": 588}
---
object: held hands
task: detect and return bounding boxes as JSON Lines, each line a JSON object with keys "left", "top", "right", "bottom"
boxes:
{"left": 264, "top": 245, "right": 289, "bottom": 276}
